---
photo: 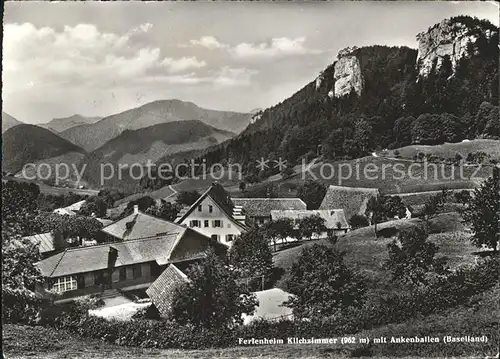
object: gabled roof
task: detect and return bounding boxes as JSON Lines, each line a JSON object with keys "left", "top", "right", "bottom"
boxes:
{"left": 319, "top": 185, "right": 379, "bottom": 219}
{"left": 146, "top": 263, "right": 189, "bottom": 317}
{"left": 270, "top": 209, "right": 349, "bottom": 230}
{"left": 22, "top": 232, "right": 55, "bottom": 254}
{"left": 36, "top": 234, "right": 179, "bottom": 278}
{"left": 36, "top": 225, "right": 222, "bottom": 278}
{"left": 176, "top": 183, "right": 247, "bottom": 231}
{"left": 102, "top": 211, "right": 186, "bottom": 241}
{"left": 233, "top": 198, "right": 307, "bottom": 217}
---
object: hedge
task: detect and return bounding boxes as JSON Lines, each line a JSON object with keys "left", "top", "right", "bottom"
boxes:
{"left": 4, "top": 257, "right": 499, "bottom": 350}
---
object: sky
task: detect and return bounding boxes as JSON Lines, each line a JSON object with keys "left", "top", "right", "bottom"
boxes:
{"left": 2, "top": 1, "right": 498, "bottom": 124}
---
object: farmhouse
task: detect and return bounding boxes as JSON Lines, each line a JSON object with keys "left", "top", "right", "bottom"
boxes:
{"left": 34, "top": 212, "right": 224, "bottom": 301}
{"left": 320, "top": 185, "right": 379, "bottom": 219}
{"left": 271, "top": 209, "right": 350, "bottom": 238}
{"left": 176, "top": 183, "right": 248, "bottom": 246}
{"left": 232, "top": 198, "right": 307, "bottom": 226}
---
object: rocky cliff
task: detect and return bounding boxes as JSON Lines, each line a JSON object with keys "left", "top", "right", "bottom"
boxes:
{"left": 315, "top": 46, "right": 364, "bottom": 98}
{"left": 416, "top": 17, "right": 496, "bottom": 78}
{"left": 333, "top": 50, "right": 364, "bottom": 97}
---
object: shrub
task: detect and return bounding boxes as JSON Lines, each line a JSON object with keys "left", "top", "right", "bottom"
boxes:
{"left": 74, "top": 294, "right": 105, "bottom": 312}
{"left": 131, "top": 304, "right": 161, "bottom": 320}
{"left": 2, "top": 288, "right": 44, "bottom": 324}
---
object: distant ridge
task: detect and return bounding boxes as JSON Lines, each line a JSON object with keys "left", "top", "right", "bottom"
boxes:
{"left": 59, "top": 99, "right": 252, "bottom": 151}
{"left": 2, "top": 124, "right": 85, "bottom": 173}
{"left": 2, "top": 112, "right": 23, "bottom": 133}
{"left": 40, "top": 114, "right": 102, "bottom": 133}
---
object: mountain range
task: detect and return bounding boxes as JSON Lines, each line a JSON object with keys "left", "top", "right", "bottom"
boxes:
{"left": 2, "top": 112, "right": 23, "bottom": 133}
{"left": 39, "top": 114, "right": 102, "bottom": 133}
{"left": 58, "top": 99, "right": 252, "bottom": 152}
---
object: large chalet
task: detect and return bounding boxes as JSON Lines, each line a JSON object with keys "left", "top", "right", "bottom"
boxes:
{"left": 34, "top": 206, "right": 225, "bottom": 302}
{"left": 175, "top": 183, "right": 248, "bottom": 246}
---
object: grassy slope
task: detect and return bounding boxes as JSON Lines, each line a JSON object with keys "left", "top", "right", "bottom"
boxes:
{"left": 2, "top": 175, "right": 99, "bottom": 197}
{"left": 389, "top": 139, "right": 500, "bottom": 160}
{"left": 273, "top": 212, "right": 477, "bottom": 293}
{"left": 165, "top": 152, "right": 493, "bottom": 202}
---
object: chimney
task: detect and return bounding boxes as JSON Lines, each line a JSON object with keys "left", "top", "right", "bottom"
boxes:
{"left": 133, "top": 205, "right": 139, "bottom": 214}
{"left": 107, "top": 246, "right": 118, "bottom": 269}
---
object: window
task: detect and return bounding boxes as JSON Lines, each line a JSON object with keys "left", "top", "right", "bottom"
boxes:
{"left": 226, "top": 234, "right": 234, "bottom": 242}
{"left": 51, "top": 276, "right": 77, "bottom": 293}
{"left": 198, "top": 205, "right": 202, "bottom": 212}
{"left": 190, "top": 220, "right": 201, "bottom": 228}
{"left": 212, "top": 220, "right": 222, "bottom": 228}
{"left": 204, "top": 220, "right": 209, "bottom": 227}
{"left": 119, "top": 267, "right": 127, "bottom": 281}
{"left": 211, "top": 234, "right": 219, "bottom": 241}
{"left": 208, "top": 205, "right": 213, "bottom": 213}
{"left": 133, "top": 265, "right": 142, "bottom": 279}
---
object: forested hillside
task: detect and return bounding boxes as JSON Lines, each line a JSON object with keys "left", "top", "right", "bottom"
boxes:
{"left": 172, "top": 17, "right": 498, "bottom": 181}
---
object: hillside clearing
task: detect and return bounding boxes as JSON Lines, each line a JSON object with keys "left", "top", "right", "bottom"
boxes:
{"left": 273, "top": 213, "right": 478, "bottom": 292}
{"left": 389, "top": 139, "right": 500, "bottom": 160}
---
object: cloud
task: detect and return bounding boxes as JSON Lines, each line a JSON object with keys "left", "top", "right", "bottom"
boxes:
{"left": 185, "top": 35, "right": 322, "bottom": 59}
{"left": 212, "top": 67, "right": 257, "bottom": 86}
{"left": 2, "top": 22, "right": 207, "bottom": 94}
{"left": 188, "top": 36, "right": 227, "bottom": 49}
{"left": 161, "top": 57, "right": 207, "bottom": 73}
{"left": 137, "top": 67, "right": 257, "bottom": 87}
{"left": 232, "top": 37, "right": 323, "bottom": 58}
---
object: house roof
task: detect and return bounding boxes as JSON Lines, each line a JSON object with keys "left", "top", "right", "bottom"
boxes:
{"left": 233, "top": 198, "right": 307, "bottom": 218}
{"left": 270, "top": 209, "right": 349, "bottom": 229}
{"left": 36, "top": 219, "right": 222, "bottom": 278}
{"left": 319, "top": 185, "right": 379, "bottom": 219}
{"left": 102, "top": 211, "right": 186, "bottom": 241}
{"left": 96, "top": 218, "right": 113, "bottom": 227}
{"left": 53, "top": 208, "right": 76, "bottom": 216}
{"left": 176, "top": 183, "right": 247, "bottom": 231}
{"left": 35, "top": 235, "right": 179, "bottom": 278}
{"left": 52, "top": 200, "right": 86, "bottom": 216}
{"left": 66, "top": 200, "right": 86, "bottom": 211}
{"left": 21, "top": 232, "right": 55, "bottom": 254}
{"left": 146, "top": 263, "right": 189, "bottom": 317}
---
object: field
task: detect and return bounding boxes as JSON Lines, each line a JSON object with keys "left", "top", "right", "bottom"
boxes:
{"left": 389, "top": 139, "right": 500, "bottom": 160}
{"left": 3, "top": 175, "right": 99, "bottom": 197}
{"left": 114, "top": 185, "right": 176, "bottom": 206}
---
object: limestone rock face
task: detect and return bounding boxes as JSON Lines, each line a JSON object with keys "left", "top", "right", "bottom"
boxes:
{"left": 333, "top": 51, "right": 363, "bottom": 98}
{"left": 315, "top": 71, "right": 324, "bottom": 90}
{"left": 416, "top": 18, "right": 494, "bottom": 78}
{"left": 250, "top": 112, "right": 262, "bottom": 125}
